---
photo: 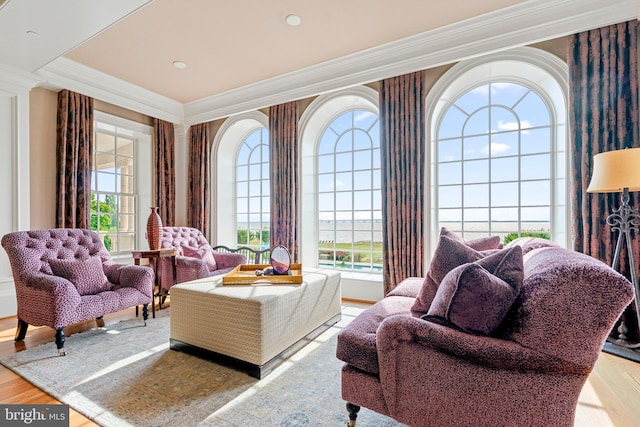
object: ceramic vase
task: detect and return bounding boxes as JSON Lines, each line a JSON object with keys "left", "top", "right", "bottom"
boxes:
{"left": 146, "top": 207, "right": 163, "bottom": 250}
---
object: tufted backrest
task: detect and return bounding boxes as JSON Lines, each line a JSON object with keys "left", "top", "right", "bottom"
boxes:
{"left": 159, "top": 226, "right": 209, "bottom": 255}
{"left": 1, "top": 228, "right": 111, "bottom": 277}
{"left": 498, "top": 246, "right": 634, "bottom": 369}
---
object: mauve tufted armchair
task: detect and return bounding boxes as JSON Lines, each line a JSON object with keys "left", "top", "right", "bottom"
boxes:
{"left": 336, "top": 242, "right": 634, "bottom": 427}
{"left": 1, "top": 228, "right": 154, "bottom": 355}
{"left": 158, "top": 226, "right": 247, "bottom": 292}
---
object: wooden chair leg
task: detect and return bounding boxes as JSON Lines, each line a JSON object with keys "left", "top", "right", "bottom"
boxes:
{"left": 55, "top": 328, "right": 66, "bottom": 356}
{"left": 142, "top": 303, "right": 149, "bottom": 326}
{"left": 15, "top": 318, "right": 28, "bottom": 342}
{"left": 346, "top": 402, "right": 360, "bottom": 427}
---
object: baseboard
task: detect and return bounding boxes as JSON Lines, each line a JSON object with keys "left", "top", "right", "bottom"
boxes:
{"left": 170, "top": 313, "right": 342, "bottom": 379}
{"left": 602, "top": 341, "right": 640, "bottom": 363}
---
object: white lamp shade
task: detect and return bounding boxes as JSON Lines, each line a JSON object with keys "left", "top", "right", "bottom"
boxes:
{"left": 587, "top": 147, "right": 640, "bottom": 193}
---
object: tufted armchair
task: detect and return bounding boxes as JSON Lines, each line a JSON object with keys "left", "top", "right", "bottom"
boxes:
{"left": 1, "top": 228, "right": 154, "bottom": 355}
{"left": 336, "top": 236, "right": 635, "bottom": 427}
{"left": 158, "top": 226, "right": 247, "bottom": 291}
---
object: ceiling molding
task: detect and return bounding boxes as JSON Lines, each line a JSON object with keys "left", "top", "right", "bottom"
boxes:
{"left": 35, "top": 57, "right": 185, "bottom": 124}
{"left": 0, "top": 63, "right": 41, "bottom": 93}
{"left": 34, "top": 0, "right": 640, "bottom": 126}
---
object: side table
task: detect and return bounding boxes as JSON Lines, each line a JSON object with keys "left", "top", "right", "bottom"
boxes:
{"left": 132, "top": 248, "right": 177, "bottom": 318}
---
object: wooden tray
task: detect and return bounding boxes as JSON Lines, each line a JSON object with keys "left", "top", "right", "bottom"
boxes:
{"left": 222, "top": 263, "right": 303, "bottom": 285}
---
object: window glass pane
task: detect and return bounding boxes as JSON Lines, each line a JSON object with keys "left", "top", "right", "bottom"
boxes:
{"left": 464, "top": 184, "right": 489, "bottom": 207}
{"left": 521, "top": 127, "right": 551, "bottom": 154}
{"left": 354, "top": 170, "right": 372, "bottom": 190}
{"left": 354, "top": 191, "right": 372, "bottom": 210}
{"left": 463, "top": 135, "right": 489, "bottom": 160}
{"left": 335, "top": 131, "right": 353, "bottom": 153}
{"left": 318, "top": 193, "right": 334, "bottom": 210}
{"left": 334, "top": 172, "right": 353, "bottom": 191}
{"left": 464, "top": 208, "right": 489, "bottom": 222}
{"left": 318, "top": 174, "right": 335, "bottom": 192}
{"left": 491, "top": 207, "right": 518, "bottom": 222}
{"left": 438, "top": 108, "right": 466, "bottom": 139}
{"left": 521, "top": 181, "right": 550, "bottom": 206}
{"left": 463, "top": 159, "right": 488, "bottom": 183}
{"left": 491, "top": 182, "right": 519, "bottom": 206}
{"left": 491, "top": 82, "right": 528, "bottom": 108}
{"left": 438, "top": 162, "right": 461, "bottom": 185}
{"left": 438, "top": 138, "right": 462, "bottom": 162}
{"left": 521, "top": 154, "right": 550, "bottom": 180}
{"left": 489, "top": 132, "right": 518, "bottom": 157}
{"left": 491, "top": 157, "right": 518, "bottom": 182}
{"left": 490, "top": 106, "right": 518, "bottom": 135}
{"left": 353, "top": 129, "right": 372, "bottom": 151}
{"left": 514, "top": 92, "right": 550, "bottom": 126}
{"left": 237, "top": 165, "right": 248, "bottom": 181}
{"left": 439, "top": 185, "right": 462, "bottom": 208}
{"left": 335, "top": 152, "right": 352, "bottom": 172}
{"left": 463, "top": 108, "right": 489, "bottom": 136}
{"left": 353, "top": 150, "right": 372, "bottom": 169}
{"left": 335, "top": 192, "right": 352, "bottom": 211}
{"left": 318, "top": 154, "right": 334, "bottom": 173}
{"left": 456, "top": 84, "right": 489, "bottom": 114}
{"left": 249, "top": 181, "right": 261, "bottom": 197}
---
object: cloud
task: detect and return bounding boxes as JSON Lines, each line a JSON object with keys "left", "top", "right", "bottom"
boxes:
{"left": 330, "top": 179, "right": 345, "bottom": 190}
{"left": 496, "top": 120, "right": 532, "bottom": 131}
{"left": 481, "top": 142, "right": 510, "bottom": 155}
{"left": 354, "top": 111, "right": 374, "bottom": 123}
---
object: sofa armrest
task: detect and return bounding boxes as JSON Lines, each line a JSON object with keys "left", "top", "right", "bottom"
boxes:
{"left": 212, "top": 251, "right": 247, "bottom": 270}
{"left": 376, "top": 314, "right": 586, "bottom": 375}
{"left": 20, "top": 271, "right": 78, "bottom": 294}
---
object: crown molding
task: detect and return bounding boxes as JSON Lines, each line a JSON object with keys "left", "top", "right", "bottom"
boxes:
{"left": 35, "top": 57, "right": 185, "bottom": 124}
{"left": 23, "top": 0, "right": 640, "bottom": 126}
{"left": 185, "top": 0, "right": 640, "bottom": 125}
{"left": 0, "top": 63, "right": 41, "bottom": 94}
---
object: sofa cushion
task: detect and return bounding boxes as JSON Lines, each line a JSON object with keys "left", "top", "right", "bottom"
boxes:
{"left": 336, "top": 296, "right": 415, "bottom": 375}
{"left": 424, "top": 246, "right": 524, "bottom": 335}
{"left": 182, "top": 245, "right": 217, "bottom": 271}
{"left": 49, "top": 257, "right": 110, "bottom": 296}
{"left": 440, "top": 226, "right": 501, "bottom": 251}
{"left": 386, "top": 277, "right": 424, "bottom": 298}
{"left": 411, "top": 234, "right": 501, "bottom": 316}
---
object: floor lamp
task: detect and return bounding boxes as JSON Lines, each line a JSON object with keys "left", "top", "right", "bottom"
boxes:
{"left": 587, "top": 147, "right": 640, "bottom": 348}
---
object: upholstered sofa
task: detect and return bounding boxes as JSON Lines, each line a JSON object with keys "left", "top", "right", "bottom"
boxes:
{"left": 158, "top": 226, "right": 247, "bottom": 291}
{"left": 336, "top": 229, "right": 635, "bottom": 427}
{"left": 1, "top": 228, "right": 154, "bottom": 355}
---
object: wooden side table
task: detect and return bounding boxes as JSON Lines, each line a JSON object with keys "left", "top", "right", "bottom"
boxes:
{"left": 132, "top": 248, "right": 177, "bottom": 318}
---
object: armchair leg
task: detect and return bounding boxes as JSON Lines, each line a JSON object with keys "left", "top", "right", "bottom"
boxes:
{"left": 15, "top": 319, "right": 28, "bottom": 342}
{"left": 346, "top": 402, "right": 360, "bottom": 427}
{"left": 55, "top": 328, "right": 66, "bottom": 356}
{"left": 142, "top": 303, "right": 149, "bottom": 326}
{"left": 96, "top": 316, "right": 105, "bottom": 328}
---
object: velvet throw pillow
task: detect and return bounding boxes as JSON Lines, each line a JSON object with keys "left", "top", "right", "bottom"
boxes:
{"left": 504, "top": 236, "right": 559, "bottom": 255}
{"left": 49, "top": 257, "right": 110, "bottom": 296}
{"left": 410, "top": 229, "right": 502, "bottom": 316}
{"left": 182, "top": 245, "right": 217, "bottom": 272}
{"left": 423, "top": 245, "right": 524, "bottom": 335}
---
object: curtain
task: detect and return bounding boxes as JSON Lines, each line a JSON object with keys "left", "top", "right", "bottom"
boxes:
{"left": 153, "top": 118, "right": 176, "bottom": 226}
{"left": 379, "top": 70, "right": 426, "bottom": 295}
{"left": 187, "top": 123, "right": 210, "bottom": 237}
{"left": 269, "top": 102, "right": 299, "bottom": 262}
{"left": 56, "top": 90, "right": 94, "bottom": 228}
{"left": 569, "top": 20, "right": 639, "bottom": 338}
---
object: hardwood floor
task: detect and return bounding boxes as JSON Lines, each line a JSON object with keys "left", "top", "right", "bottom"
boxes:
{"left": 0, "top": 303, "right": 639, "bottom": 426}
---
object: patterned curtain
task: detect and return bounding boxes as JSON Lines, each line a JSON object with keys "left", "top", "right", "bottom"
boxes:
{"left": 379, "top": 70, "right": 426, "bottom": 295}
{"left": 56, "top": 89, "right": 94, "bottom": 228}
{"left": 569, "top": 20, "right": 639, "bottom": 338}
{"left": 269, "top": 102, "right": 299, "bottom": 262}
{"left": 153, "top": 118, "right": 176, "bottom": 226}
{"left": 187, "top": 123, "right": 210, "bottom": 237}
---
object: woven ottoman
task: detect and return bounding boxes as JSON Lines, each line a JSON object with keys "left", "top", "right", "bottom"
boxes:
{"left": 169, "top": 268, "right": 342, "bottom": 378}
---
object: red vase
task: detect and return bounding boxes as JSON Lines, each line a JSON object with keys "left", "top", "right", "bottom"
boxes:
{"left": 146, "top": 207, "right": 163, "bottom": 250}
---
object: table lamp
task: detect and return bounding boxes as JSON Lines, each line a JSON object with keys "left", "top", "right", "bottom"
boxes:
{"left": 587, "top": 147, "right": 640, "bottom": 347}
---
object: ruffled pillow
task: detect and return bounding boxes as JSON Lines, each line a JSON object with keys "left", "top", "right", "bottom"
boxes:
{"left": 182, "top": 245, "right": 217, "bottom": 271}
{"left": 49, "top": 257, "right": 110, "bottom": 296}
{"left": 423, "top": 246, "right": 524, "bottom": 335}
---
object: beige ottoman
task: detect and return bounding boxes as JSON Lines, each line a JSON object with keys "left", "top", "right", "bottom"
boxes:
{"left": 169, "top": 268, "right": 342, "bottom": 378}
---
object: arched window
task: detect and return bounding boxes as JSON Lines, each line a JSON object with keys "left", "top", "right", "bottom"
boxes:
{"left": 235, "top": 128, "right": 269, "bottom": 249}
{"left": 316, "top": 108, "right": 382, "bottom": 272}
{"left": 428, "top": 47, "right": 568, "bottom": 250}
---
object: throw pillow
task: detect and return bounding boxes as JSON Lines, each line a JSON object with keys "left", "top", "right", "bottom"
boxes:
{"left": 49, "top": 257, "right": 110, "bottom": 296}
{"left": 182, "top": 245, "right": 217, "bottom": 272}
{"left": 423, "top": 245, "right": 524, "bottom": 335}
{"left": 439, "top": 226, "right": 502, "bottom": 251}
{"left": 411, "top": 235, "right": 489, "bottom": 316}
{"left": 504, "top": 236, "right": 559, "bottom": 255}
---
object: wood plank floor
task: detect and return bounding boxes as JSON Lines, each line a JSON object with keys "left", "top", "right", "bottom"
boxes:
{"left": 0, "top": 302, "right": 639, "bottom": 426}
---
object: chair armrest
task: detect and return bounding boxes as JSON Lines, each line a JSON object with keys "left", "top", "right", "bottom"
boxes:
{"left": 19, "top": 271, "right": 78, "bottom": 294}
{"left": 212, "top": 251, "right": 247, "bottom": 269}
{"left": 174, "top": 255, "right": 210, "bottom": 283}
{"left": 110, "top": 264, "right": 154, "bottom": 298}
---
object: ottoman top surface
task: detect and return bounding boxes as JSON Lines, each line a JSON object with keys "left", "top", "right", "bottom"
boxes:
{"left": 171, "top": 268, "right": 341, "bottom": 301}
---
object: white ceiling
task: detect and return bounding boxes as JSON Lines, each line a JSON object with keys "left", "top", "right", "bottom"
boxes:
{"left": 0, "top": 0, "right": 639, "bottom": 124}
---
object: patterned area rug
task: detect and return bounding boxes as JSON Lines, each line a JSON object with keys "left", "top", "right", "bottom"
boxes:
{"left": 0, "top": 306, "right": 404, "bottom": 427}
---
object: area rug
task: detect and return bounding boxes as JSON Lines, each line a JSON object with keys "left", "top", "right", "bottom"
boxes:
{"left": 0, "top": 307, "right": 405, "bottom": 427}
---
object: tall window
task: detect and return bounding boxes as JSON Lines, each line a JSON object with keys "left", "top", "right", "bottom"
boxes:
{"left": 317, "top": 109, "right": 382, "bottom": 272}
{"left": 435, "top": 81, "right": 553, "bottom": 242}
{"left": 236, "top": 128, "right": 270, "bottom": 249}
{"left": 91, "top": 121, "right": 137, "bottom": 254}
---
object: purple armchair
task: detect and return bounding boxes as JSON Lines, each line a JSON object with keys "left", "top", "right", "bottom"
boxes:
{"left": 158, "top": 226, "right": 247, "bottom": 291}
{"left": 1, "top": 228, "right": 154, "bottom": 355}
{"left": 336, "top": 239, "right": 634, "bottom": 427}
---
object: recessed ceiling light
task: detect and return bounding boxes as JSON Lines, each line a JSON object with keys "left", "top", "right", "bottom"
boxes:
{"left": 173, "top": 61, "right": 187, "bottom": 69}
{"left": 285, "top": 14, "right": 301, "bottom": 26}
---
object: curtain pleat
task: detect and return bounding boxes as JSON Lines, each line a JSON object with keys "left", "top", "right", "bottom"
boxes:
{"left": 379, "top": 70, "right": 426, "bottom": 294}
{"left": 187, "top": 123, "right": 210, "bottom": 237}
{"left": 56, "top": 90, "right": 94, "bottom": 229}
{"left": 269, "top": 102, "right": 299, "bottom": 262}
{"left": 153, "top": 118, "right": 176, "bottom": 226}
{"left": 569, "top": 20, "right": 640, "bottom": 337}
